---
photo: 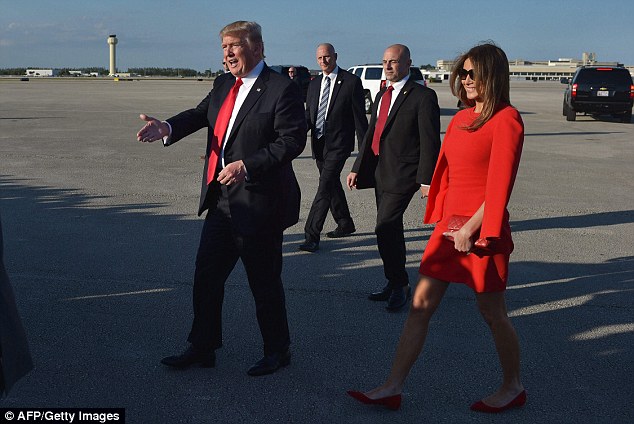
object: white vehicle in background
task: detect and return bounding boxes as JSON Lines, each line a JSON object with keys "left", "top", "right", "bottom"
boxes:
{"left": 347, "top": 64, "right": 427, "bottom": 113}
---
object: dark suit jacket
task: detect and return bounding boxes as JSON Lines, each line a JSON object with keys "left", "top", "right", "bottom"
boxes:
{"left": 352, "top": 79, "right": 441, "bottom": 194}
{"left": 305, "top": 68, "right": 368, "bottom": 161}
{"left": 166, "top": 65, "right": 307, "bottom": 235}
{"left": 0, "top": 213, "right": 33, "bottom": 395}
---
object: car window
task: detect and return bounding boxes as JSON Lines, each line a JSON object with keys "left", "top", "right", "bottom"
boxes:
{"left": 576, "top": 69, "right": 632, "bottom": 85}
{"left": 354, "top": 68, "right": 363, "bottom": 77}
{"left": 365, "top": 68, "right": 383, "bottom": 80}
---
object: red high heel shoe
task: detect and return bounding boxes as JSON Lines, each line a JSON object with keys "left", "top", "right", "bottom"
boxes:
{"left": 470, "top": 390, "right": 527, "bottom": 413}
{"left": 347, "top": 390, "right": 402, "bottom": 411}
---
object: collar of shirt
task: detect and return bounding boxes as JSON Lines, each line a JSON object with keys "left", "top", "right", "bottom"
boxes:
{"left": 235, "top": 60, "right": 264, "bottom": 97}
{"left": 322, "top": 65, "right": 339, "bottom": 86}
{"left": 388, "top": 74, "right": 409, "bottom": 96}
{"left": 382, "top": 74, "right": 410, "bottom": 112}
{"left": 226, "top": 60, "right": 264, "bottom": 132}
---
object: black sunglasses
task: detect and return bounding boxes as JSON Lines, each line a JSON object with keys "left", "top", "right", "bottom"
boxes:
{"left": 459, "top": 68, "right": 475, "bottom": 80}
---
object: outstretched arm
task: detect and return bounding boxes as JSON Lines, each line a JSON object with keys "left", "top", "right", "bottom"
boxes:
{"left": 136, "top": 114, "right": 170, "bottom": 143}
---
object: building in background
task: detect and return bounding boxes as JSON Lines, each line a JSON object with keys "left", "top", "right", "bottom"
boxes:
{"left": 427, "top": 52, "right": 630, "bottom": 82}
{"left": 25, "top": 69, "right": 60, "bottom": 77}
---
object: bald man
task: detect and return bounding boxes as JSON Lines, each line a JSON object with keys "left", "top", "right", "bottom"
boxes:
{"left": 299, "top": 43, "right": 368, "bottom": 252}
{"left": 347, "top": 44, "right": 440, "bottom": 312}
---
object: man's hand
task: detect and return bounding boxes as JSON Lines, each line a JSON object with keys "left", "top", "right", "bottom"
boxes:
{"left": 218, "top": 160, "right": 247, "bottom": 185}
{"left": 420, "top": 185, "right": 430, "bottom": 198}
{"left": 136, "top": 114, "right": 169, "bottom": 143}
{"left": 346, "top": 172, "right": 358, "bottom": 190}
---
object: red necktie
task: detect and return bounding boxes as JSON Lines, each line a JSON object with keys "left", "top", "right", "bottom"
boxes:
{"left": 371, "top": 85, "right": 393, "bottom": 156}
{"left": 207, "top": 77, "right": 243, "bottom": 184}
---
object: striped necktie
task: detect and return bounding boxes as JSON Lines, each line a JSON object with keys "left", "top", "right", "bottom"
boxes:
{"left": 315, "top": 75, "right": 331, "bottom": 139}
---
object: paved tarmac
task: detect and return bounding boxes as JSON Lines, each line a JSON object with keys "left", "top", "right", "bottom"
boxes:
{"left": 0, "top": 77, "right": 632, "bottom": 424}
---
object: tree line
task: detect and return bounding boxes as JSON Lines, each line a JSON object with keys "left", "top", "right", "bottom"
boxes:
{"left": 2, "top": 65, "right": 434, "bottom": 77}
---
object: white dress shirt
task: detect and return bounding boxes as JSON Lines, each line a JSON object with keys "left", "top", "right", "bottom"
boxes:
{"left": 317, "top": 66, "right": 339, "bottom": 118}
{"left": 221, "top": 60, "right": 264, "bottom": 167}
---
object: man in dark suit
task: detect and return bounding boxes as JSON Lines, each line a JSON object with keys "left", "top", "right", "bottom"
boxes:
{"left": 136, "top": 21, "right": 306, "bottom": 376}
{"left": 347, "top": 44, "right": 440, "bottom": 312}
{"left": 299, "top": 43, "right": 368, "bottom": 253}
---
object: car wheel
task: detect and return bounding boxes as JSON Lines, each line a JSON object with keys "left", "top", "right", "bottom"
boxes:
{"left": 364, "top": 92, "right": 372, "bottom": 114}
{"left": 566, "top": 106, "right": 576, "bottom": 121}
{"left": 622, "top": 110, "right": 632, "bottom": 123}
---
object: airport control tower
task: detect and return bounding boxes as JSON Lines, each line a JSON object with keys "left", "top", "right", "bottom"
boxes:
{"left": 107, "top": 35, "right": 118, "bottom": 76}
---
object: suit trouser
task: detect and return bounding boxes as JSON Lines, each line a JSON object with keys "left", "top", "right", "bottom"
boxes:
{"left": 187, "top": 189, "right": 290, "bottom": 356}
{"left": 304, "top": 157, "right": 354, "bottom": 242}
{"left": 374, "top": 186, "right": 417, "bottom": 289}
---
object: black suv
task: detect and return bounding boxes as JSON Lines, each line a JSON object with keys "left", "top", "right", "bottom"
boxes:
{"left": 562, "top": 66, "right": 633, "bottom": 122}
{"left": 269, "top": 65, "right": 311, "bottom": 101}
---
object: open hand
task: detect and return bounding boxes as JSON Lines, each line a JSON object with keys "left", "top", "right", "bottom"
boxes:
{"left": 136, "top": 114, "right": 169, "bottom": 143}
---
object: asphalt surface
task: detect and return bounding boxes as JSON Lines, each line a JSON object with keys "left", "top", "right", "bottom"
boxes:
{"left": 0, "top": 77, "right": 632, "bottom": 424}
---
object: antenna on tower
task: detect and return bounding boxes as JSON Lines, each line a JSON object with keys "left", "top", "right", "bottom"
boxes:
{"left": 582, "top": 52, "right": 597, "bottom": 65}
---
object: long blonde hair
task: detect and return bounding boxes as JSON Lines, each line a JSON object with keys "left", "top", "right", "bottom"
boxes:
{"left": 450, "top": 43, "right": 511, "bottom": 131}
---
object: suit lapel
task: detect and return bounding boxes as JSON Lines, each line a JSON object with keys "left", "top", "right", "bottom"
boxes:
{"left": 310, "top": 75, "right": 323, "bottom": 122}
{"left": 226, "top": 67, "right": 269, "bottom": 143}
{"left": 327, "top": 72, "right": 344, "bottom": 117}
{"left": 385, "top": 79, "right": 416, "bottom": 129}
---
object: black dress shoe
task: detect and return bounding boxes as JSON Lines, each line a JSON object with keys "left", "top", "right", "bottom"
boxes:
{"left": 368, "top": 284, "right": 392, "bottom": 301}
{"left": 160, "top": 345, "right": 215, "bottom": 369}
{"left": 298, "top": 239, "right": 319, "bottom": 252}
{"left": 386, "top": 286, "right": 411, "bottom": 312}
{"left": 326, "top": 225, "right": 356, "bottom": 238}
{"left": 247, "top": 350, "right": 291, "bottom": 376}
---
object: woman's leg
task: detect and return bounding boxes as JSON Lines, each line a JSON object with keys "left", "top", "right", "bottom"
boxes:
{"left": 365, "top": 274, "right": 449, "bottom": 399}
{"left": 474, "top": 291, "right": 524, "bottom": 406}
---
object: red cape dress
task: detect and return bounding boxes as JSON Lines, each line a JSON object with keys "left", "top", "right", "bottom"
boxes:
{"left": 419, "top": 105, "right": 524, "bottom": 292}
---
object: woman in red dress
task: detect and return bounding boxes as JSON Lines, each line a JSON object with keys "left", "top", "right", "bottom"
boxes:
{"left": 348, "top": 43, "right": 526, "bottom": 413}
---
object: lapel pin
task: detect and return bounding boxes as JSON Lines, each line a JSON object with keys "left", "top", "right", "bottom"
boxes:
{"left": 338, "top": 81, "right": 342, "bottom": 84}
{"left": 257, "top": 88, "right": 261, "bottom": 92}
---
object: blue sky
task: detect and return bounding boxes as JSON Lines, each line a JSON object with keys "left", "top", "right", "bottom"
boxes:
{"left": 1, "top": 0, "right": 632, "bottom": 71}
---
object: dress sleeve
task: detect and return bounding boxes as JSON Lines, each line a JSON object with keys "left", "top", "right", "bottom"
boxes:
{"left": 480, "top": 107, "right": 524, "bottom": 239}
{"left": 423, "top": 117, "right": 454, "bottom": 224}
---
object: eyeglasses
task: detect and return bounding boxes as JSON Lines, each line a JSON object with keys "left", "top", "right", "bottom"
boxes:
{"left": 459, "top": 68, "right": 475, "bottom": 80}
